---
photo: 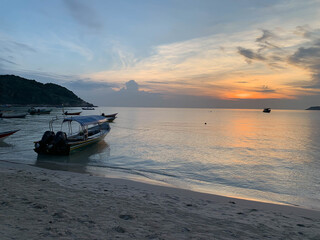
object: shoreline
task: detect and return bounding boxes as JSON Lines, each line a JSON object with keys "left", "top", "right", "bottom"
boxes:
{"left": 1, "top": 160, "right": 320, "bottom": 239}
{"left": 33, "top": 158, "right": 320, "bottom": 211}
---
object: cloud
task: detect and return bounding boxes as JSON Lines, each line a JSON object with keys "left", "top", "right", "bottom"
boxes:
{"left": 237, "top": 29, "right": 283, "bottom": 65}
{"left": 121, "top": 80, "right": 139, "bottom": 92}
{"left": 94, "top": 80, "right": 165, "bottom": 107}
{"left": 65, "top": 79, "right": 115, "bottom": 91}
{"left": 288, "top": 44, "right": 320, "bottom": 88}
{"left": 237, "top": 27, "right": 320, "bottom": 91}
{"left": 63, "top": 0, "right": 102, "bottom": 31}
{"left": 11, "top": 41, "right": 36, "bottom": 53}
{"left": 89, "top": 30, "right": 257, "bottom": 89}
{"left": 88, "top": 80, "right": 241, "bottom": 108}
{"left": 0, "top": 39, "right": 36, "bottom": 72}
{"left": 286, "top": 27, "right": 320, "bottom": 89}
{"left": 236, "top": 81, "right": 248, "bottom": 84}
{"left": 289, "top": 46, "right": 320, "bottom": 64}
{"left": 256, "top": 85, "right": 276, "bottom": 93}
{"left": 0, "top": 39, "right": 36, "bottom": 54}
{"left": 237, "top": 47, "right": 266, "bottom": 63}
{"left": 0, "top": 57, "right": 17, "bottom": 66}
{"left": 73, "top": 25, "right": 320, "bottom": 105}
{"left": 256, "top": 29, "right": 275, "bottom": 43}
{"left": 56, "top": 39, "right": 94, "bottom": 61}
{"left": 294, "top": 25, "right": 320, "bottom": 40}
{"left": 256, "top": 29, "right": 280, "bottom": 52}
{"left": 237, "top": 28, "right": 318, "bottom": 71}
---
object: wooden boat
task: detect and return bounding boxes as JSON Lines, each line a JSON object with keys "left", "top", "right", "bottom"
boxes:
{"left": 34, "top": 115, "right": 110, "bottom": 155}
{"left": 28, "top": 107, "right": 52, "bottom": 115}
{"left": 63, "top": 111, "right": 82, "bottom": 116}
{"left": 0, "top": 129, "right": 20, "bottom": 141}
{"left": 263, "top": 108, "right": 271, "bottom": 113}
{"left": 1, "top": 113, "right": 27, "bottom": 118}
{"left": 82, "top": 107, "right": 95, "bottom": 110}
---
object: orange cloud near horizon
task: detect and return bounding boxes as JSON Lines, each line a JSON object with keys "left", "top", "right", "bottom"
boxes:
{"left": 85, "top": 27, "right": 319, "bottom": 102}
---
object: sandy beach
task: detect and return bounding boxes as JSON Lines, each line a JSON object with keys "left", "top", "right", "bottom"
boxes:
{"left": 0, "top": 161, "right": 319, "bottom": 240}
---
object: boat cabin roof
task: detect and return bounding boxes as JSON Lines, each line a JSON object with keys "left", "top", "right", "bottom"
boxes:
{"left": 63, "top": 115, "right": 107, "bottom": 126}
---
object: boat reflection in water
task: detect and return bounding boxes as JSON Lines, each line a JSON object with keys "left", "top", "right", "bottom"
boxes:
{"left": 35, "top": 140, "right": 110, "bottom": 173}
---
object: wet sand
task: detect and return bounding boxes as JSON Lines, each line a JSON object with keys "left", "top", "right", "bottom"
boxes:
{"left": 1, "top": 161, "right": 319, "bottom": 240}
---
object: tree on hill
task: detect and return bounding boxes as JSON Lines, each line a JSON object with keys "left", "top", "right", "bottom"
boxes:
{"left": 0, "top": 75, "right": 93, "bottom": 106}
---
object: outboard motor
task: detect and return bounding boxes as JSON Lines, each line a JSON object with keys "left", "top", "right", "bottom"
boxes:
{"left": 35, "top": 131, "right": 55, "bottom": 153}
{"left": 41, "top": 131, "right": 55, "bottom": 144}
{"left": 51, "top": 131, "right": 69, "bottom": 155}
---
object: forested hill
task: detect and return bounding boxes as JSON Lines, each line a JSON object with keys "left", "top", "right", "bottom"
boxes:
{"left": 0, "top": 75, "right": 93, "bottom": 106}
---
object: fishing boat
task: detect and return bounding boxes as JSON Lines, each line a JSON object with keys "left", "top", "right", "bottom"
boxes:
{"left": 0, "top": 129, "right": 20, "bottom": 141}
{"left": 82, "top": 107, "right": 95, "bottom": 110}
{"left": 28, "top": 107, "right": 52, "bottom": 115}
{"left": 263, "top": 108, "right": 271, "bottom": 113}
{"left": 1, "top": 113, "right": 27, "bottom": 118}
{"left": 34, "top": 115, "right": 110, "bottom": 155}
{"left": 63, "top": 111, "right": 82, "bottom": 116}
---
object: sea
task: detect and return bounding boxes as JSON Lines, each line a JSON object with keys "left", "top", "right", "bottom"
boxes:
{"left": 1, "top": 107, "right": 319, "bottom": 210}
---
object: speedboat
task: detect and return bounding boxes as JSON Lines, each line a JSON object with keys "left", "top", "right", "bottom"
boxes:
{"left": 0, "top": 129, "right": 20, "bottom": 141}
{"left": 34, "top": 115, "right": 110, "bottom": 155}
{"left": 263, "top": 108, "right": 271, "bottom": 113}
{"left": 82, "top": 107, "right": 95, "bottom": 110}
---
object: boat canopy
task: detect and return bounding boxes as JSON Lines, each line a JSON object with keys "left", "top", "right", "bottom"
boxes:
{"left": 63, "top": 115, "right": 107, "bottom": 126}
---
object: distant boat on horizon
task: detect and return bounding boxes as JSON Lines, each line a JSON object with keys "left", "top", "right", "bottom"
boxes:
{"left": 263, "top": 108, "right": 271, "bottom": 113}
{"left": 63, "top": 111, "right": 82, "bottom": 116}
{"left": 82, "top": 107, "right": 95, "bottom": 110}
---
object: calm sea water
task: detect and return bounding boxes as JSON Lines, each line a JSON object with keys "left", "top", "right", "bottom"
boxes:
{"left": 1, "top": 107, "right": 320, "bottom": 209}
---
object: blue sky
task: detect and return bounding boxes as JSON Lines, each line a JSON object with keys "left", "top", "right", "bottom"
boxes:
{"left": 1, "top": 0, "right": 320, "bottom": 108}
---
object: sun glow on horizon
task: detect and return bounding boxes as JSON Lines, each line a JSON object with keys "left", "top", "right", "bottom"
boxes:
{"left": 221, "top": 91, "right": 296, "bottom": 100}
{"left": 83, "top": 25, "right": 319, "bottom": 102}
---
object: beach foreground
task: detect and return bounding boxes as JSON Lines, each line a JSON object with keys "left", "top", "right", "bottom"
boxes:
{"left": 1, "top": 161, "right": 319, "bottom": 240}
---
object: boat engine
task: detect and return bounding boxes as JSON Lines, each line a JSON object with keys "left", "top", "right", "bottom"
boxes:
{"left": 50, "top": 131, "right": 69, "bottom": 155}
{"left": 35, "top": 131, "right": 55, "bottom": 153}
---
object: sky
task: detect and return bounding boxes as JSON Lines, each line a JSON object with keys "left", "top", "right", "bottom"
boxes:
{"left": 1, "top": 0, "right": 320, "bottom": 109}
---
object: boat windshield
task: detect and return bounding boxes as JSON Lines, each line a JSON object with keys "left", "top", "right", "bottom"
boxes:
{"left": 61, "top": 120, "right": 83, "bottom": 137}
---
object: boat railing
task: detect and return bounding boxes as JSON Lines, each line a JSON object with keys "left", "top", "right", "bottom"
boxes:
{"left": 49, "top": 116, "right": 64, "bottom": 132}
